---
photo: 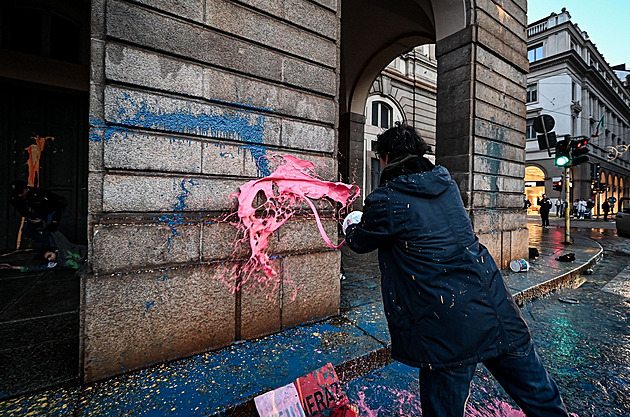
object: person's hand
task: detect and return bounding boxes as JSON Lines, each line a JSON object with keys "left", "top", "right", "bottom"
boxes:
{"left": 0, "top": 263, "right": 19, "bottom": 270}
{"left": 342, "top": 211, "right": 363, "bottom": 235}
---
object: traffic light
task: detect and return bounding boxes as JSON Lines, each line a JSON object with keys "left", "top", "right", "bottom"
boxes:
{"left": 553, "top": 179, "right": 563, "bottom": 191}
{"left": 570, "top": 138, "right": 590, "bottom": 166}
{"left": 554, "top": 140, "right": 570, "bottom": 167}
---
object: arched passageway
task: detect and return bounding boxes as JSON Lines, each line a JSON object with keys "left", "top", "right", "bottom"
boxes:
{"left": 339, "top": 0, "right": 530, "bottom": 267}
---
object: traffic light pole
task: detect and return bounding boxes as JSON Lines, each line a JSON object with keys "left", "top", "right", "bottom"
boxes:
{"left": 564, "top": 166, "right": 571, "bottom": 244}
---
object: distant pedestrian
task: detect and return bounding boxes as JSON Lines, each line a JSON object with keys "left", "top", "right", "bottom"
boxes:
{"left": 602, "top": 200, "right": 611, "bottom": 221}
{"left": 524, "top": 196, "right": 532, "bottom": 210}
{"left": 555, "top": 200, "right": 561, "bottom": 217}
{"left": 345, "top": 124, "right": 571, "bottom": 417}
{"left": 539, "top": 194, "right": 553, "bottom": 228}
{"left": 586, "top": 199, "right": 594, "bottom": 219}
{"left": 577, "top": 199, "right": 587, "bottom": 219}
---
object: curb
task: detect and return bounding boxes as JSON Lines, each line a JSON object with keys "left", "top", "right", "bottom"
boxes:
{"left": 513, "top": 241, "right": 604, "bottom": 306}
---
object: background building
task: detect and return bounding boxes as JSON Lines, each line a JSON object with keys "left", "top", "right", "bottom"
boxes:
{"left": 526, "top": 8, "right": 630, "bottom": 216}
{"left": 363, "top": 45, "right": 437, "bottom": 195}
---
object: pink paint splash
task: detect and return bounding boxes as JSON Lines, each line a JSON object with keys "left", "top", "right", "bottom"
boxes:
{"left": 354, "top": 384, "right": 580, "bottom": 417}
{"left": 230, "top": 155, "right": 359, "bottom": 292}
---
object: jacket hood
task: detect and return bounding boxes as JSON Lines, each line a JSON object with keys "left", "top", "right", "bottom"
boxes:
{"left": 385, "top": 165, "right": 453, "bottom": 197}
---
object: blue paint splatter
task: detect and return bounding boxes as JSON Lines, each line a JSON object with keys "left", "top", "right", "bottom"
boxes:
{"left": 89, "top": 116, "right": 131, "bottom": 143}
{"left": 144, "top": 301, "right": 155, "bottom": 316}
{"left": 154, "top": 179, "right": 199, "bottom": 252}
{"left": 110, "top": 91, "right": 271, "bottom": 176}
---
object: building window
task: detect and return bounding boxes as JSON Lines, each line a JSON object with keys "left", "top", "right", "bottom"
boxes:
{"left": 528, "top": 44, "right": 544, "bottom": 62}
{"left": 371, "top": 101, "right": 392, "bottom": 129}
{"left": 527, "top": 84, "right": 538, "bottom": 103}
{"left": 526, "top": 119, "right": 536, "bottom": 140}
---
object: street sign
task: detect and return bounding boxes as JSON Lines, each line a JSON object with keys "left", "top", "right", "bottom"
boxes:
{"left": 533, "top": 114, "right": 555, "bottom": 134}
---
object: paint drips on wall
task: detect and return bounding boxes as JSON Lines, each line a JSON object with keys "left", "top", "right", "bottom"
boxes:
{"left": 229, "top": 155, "right": 359, "bottom": 293}
{"left": 154, "top": 179, "right": 199, "bottom": 252}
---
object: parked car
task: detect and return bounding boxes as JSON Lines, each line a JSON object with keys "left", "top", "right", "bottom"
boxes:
{"left": 616, "top": 198, "right": 630, "bottom": 238}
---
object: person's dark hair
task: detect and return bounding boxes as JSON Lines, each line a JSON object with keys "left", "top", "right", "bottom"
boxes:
{"left": 9, "top": 180, "right": 28, "bottom": 197}
{"left": 375, "top": 122, "right": 428, "bottom": 161}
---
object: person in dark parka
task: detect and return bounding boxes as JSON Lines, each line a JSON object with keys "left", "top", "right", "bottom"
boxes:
{"left": 344, "top": 123, "right": 569, "bottom": 417}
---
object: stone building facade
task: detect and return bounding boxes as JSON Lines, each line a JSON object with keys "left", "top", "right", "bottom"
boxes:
{"left": 1, "top": 0, "right": 531, "bottom": 383}
{"left": 363, "top": 45, "right": 438, "bottom": 196}
{"left": 526, "top": 9, "right": 630, "bottom": 215}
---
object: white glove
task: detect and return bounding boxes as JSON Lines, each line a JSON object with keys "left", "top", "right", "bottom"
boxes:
{"left": 342, "top": 211, "right": 363, "bottom": 235}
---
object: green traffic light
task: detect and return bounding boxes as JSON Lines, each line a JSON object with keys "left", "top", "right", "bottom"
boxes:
{"left": 555, "top": 155, "right": 570, "bottom": 166}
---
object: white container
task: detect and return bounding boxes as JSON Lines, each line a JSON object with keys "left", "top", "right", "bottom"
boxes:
{"left": 510, "top": 259, "right": 530, "bottom": 272}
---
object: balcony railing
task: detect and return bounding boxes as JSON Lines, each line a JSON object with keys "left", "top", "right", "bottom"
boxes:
{"left": 527, "top": 21, "right": 548, "bottom": 37}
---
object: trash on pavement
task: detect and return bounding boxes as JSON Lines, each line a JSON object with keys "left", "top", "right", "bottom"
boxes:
{"left": 254, "top": 363, "right": 358, "bottom": 417}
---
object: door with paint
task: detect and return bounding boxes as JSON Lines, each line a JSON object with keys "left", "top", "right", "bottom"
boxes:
{"left": 1, "top": 79, "right": 88, "bottom": 250}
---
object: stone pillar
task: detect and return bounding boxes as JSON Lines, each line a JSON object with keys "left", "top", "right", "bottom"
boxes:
{"left": 435, "top": 1, "right": 529, "bottom": 268}
{"left": 339, "top": 112, "right": 367, "bottom": 209}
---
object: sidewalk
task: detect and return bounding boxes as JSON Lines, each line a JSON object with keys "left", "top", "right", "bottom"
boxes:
{"left": 0, "top": 220, "right": 603, "bottom": 416}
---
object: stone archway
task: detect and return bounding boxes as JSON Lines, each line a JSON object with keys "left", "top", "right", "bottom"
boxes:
{"left": 339, "top": 0, "right": 530, "bottom": 267}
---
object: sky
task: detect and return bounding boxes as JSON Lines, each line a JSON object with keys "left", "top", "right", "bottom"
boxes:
{"left": 527, "top": 1, "right": 630, "bottom": 68}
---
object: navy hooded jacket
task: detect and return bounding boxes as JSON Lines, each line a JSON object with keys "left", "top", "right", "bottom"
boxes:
{"left": 346, "top": 163, "right": 531, "bottom": 369}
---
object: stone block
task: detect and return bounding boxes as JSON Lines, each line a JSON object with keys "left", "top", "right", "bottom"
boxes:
{"left": 510, "top": 227, "right": 529, "bottom": 262}
{"left": 83, "top": 264, "right": 236, "bottom": 382}
{"left": 91, "top": 223, "right": 201, "bottom": 274}
{"left": 88, "top": 173, "right": 103, "bottom": 214}
{"left": 102, "top": 174, "right": 241, "bottom": 212}
{"left": 500, "top": 230, "right": 512, "bottom": 269}
{"left": 202, "top": 67, "right": 336, "bottom": 124}
{"left": 283, "top": 0, "right": 338, "bottom": 39}
{"left": 234, "top": 0, "right": 338, "bottom": 39}
{"left": 476, "top": 9, "right": 526, "bottom": 53}
{"left": 475, "top": 83, "right": 524, "bottom": 115}
{"left": 132, "top": 0, "right": 204, "bottom": 22}
{"left": 474, "top": 138, "right": 525, "bottom": 162}
{"left": 471, "top": 210, "right": 501, "bottom": 234}
{"left": 91, "top": 0, "right": 106, "bottom": 39}
{"left": 474, "top": 119, "right": 525, "bottom": 148}
{"left": 104, "top": 131, "right": 202, "bottom": 173}
{"left": 201, "top": 221, "right": 249, "bottom": 262}
{"left": 282, "top": 58, "right": 337, "bottom": 96}
{"left": 476, "top": 65, "right": 525, "bottom": 104}
{"left": 205, "top": 0, "right": 336, "bottom": 67}
{"left": 473, "top": 155, "right": 524, "bottom": 179}
{"left": 270, "top": 218, "right": 339, "bottom": 254}
{"left": 476, "top": 0, "right": 526, "bottom": 35}
{"left": 240, "top": 259, "right": 282, "bottom": 340}
{"left": 475, "top": 102, "right": 526, "bottom": 132}
{"left": 104, "top": 86, "right": 282, "bottom": 148}
{"left": 105, "top": 43, "right": 204, "bottom": 97}
{"left": 281, "top": 120, "right": 336, "bottom": 153}
{"left": 106, "top": 0, "right": 284, "bottom": 84}
{"left": 476, "top": 231, "right": 502, "bottom": 266}
{"left": 437, "top": 44, "right": 472, "bottom": 73}
{"left": 476, "top": 48, "right": 526, "bottom": 86}
{"left": 477, "top": 26, "right": 528, "bottom": 73}
{"left": 473, "top": 175, "right": 525, "bottom": 194}
{"left": 281, "top": 251, "right": 341, "bottom": 329}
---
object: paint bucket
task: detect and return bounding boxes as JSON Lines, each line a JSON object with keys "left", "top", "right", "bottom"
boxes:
{"left": 510, "top": 259, "right": 529, "bottom": 272}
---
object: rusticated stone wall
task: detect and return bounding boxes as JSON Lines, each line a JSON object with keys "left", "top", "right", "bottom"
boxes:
{"left": 436, "top": 0, "right": 529, "bottom": 268}
{"left": 86, "top": 0, "right": 342, "bottom": 382}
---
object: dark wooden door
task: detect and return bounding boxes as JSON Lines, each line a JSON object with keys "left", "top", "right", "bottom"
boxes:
{"left": 1, "top": 78, "right": 88, "bottom": 250}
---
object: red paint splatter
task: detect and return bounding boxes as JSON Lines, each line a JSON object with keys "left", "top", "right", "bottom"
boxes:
{"left": 229, "top": 155, "right": 359, "bottom": 293}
